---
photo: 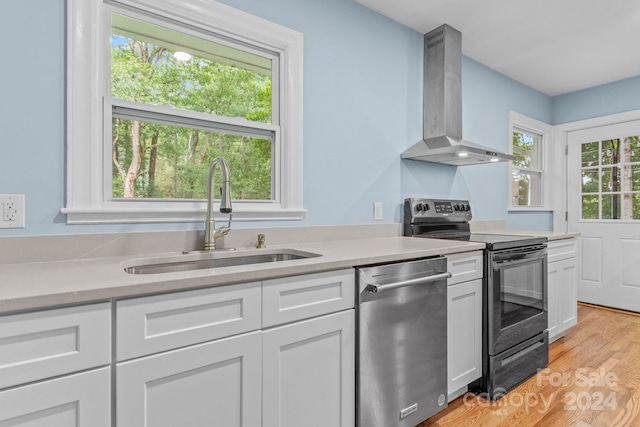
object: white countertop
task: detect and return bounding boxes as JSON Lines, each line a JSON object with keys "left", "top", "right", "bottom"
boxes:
{"left": 0, "top": 237, "right": 484, "bottom": 314}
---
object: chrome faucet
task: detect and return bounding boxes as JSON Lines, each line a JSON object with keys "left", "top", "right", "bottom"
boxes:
{"left": 204, "top": 157, "right": 232, "bottom": 251}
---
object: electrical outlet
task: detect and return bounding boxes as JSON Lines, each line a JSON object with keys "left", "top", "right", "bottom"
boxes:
{"left": 0, "top": 194, "right": 25, "bottom": 229}
{"left": 373, "top": 201, "right": 383, "bottom": 221}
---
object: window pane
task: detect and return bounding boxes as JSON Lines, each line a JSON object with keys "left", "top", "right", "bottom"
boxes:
{"left": 602, "top": 194, "right": 622, "bottom": 220}
{"left": 112, "top": 118, "right": 272, "bottom": 200}
{"left": 111, "top": 13, "right": 272, "bottom": 123}
{"left": 512, "top": 130, "right": 540, "bottom": 169}
{"left": 581, "top": 141, "right": 599, "bottom": 167}
{"left": 582, "top": 195, "right": 599, "bottom": 219}
{"left": 601, "top": 166, "right": 621, "bottom": 192}
{"left": 602, "top": 139, "right": 620, "bottom": 165}
{"left": 511, "top": 170, "right": 542, "bottom": 207}
{"left": 623, "top": 136, "right": 640, "bottom": 163}
{"left": 581, "top": 169, "right": 599, "bottom": 193}
{"left": 630, "top": 165, "right": 640, "bottom": 191}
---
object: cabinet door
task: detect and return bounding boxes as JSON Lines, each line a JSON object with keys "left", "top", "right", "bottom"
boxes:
{"left": 548, "top": 257, "right": 578, "bottom": 342}
{"left": 0, "top": 368, "right": 110, "bottom": 427}
{"left": 557, "top": 257, "right": 578, "bottom": 331}
{"left": 117, "top": 331, "right": 261, "bottom": 427}
{"left": 447, "top": 279, "right": 482, "bottom": 397}
{"left": 547, "top": 260, "right": 560, "bottom": 341}
{"left": 263, "top": 310, "right": 355, "bottom": 427}
{"left": 116, "top": 281, "right": 261, "bottom": 361}
{"left": 0, "top": 303, "right": 111, "bottom": 389}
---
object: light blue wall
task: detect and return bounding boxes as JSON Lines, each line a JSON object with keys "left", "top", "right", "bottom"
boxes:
{"left": 552, "top": 75, "right": 640, "bottom": 125}
{"left": 7, "top": 0, "right": 633, "bottom": 238}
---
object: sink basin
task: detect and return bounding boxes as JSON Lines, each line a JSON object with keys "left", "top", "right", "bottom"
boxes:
{"left": 123, "top": 249, "right": 321, "bottom": 274}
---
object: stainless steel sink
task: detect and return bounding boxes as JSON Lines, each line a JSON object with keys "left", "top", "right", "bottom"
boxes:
{"left": 123, "top": 249, "right": 321, "bottom": 274}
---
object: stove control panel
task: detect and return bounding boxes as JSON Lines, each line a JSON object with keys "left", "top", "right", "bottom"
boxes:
{"left": 404, "top": 198, "right": 472, "bottom": 221}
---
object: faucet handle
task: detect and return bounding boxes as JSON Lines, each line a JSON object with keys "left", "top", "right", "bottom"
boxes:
{"left": 256, "top": 234, "right": 266, "bottom": 249}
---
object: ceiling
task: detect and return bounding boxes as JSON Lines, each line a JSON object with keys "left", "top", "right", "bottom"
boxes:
{"left": 355, "top": 0, "right": 640, "bottom": 96}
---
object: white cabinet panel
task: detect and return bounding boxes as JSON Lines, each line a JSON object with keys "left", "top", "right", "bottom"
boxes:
{"left": 547, "top": 238, "right": 578, "bottom": 263}
{"left": 116, "top": 281, "right": 261, "bottom": 361}
{"left": 547, "top": 239, "right": 578, "bottom": 342}
{"left": 447, "top": 278, "right": 482, "bottom": 396}
{"left": 263, "top": 269, "right": 354, "bottom": 327}
{"left": 447, "top": 251, "right": 483, "bottom": 286}
{"left": 558, "top": 258, "right": 578, "bottom": 331}
{"left": 0, "top": 303, "right": 110, "bottom": 389}
{"left": 263, "top": 310, "right": 355, "bottom": 427}
{"left": 0, "top": 367, "right": 110, "bottom": 427}
{"left": 117, "top": 331, "right": 261, "bottom": 427}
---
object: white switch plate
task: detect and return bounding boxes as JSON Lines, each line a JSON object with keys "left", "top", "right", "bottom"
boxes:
{"left": 373, "top": 201, "right": 383, "bottom": 221}
{"left": 0, "top": 194, "right": 25, "bottom": 229}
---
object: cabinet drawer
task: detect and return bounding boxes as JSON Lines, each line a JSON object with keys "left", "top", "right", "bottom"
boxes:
{"left": 116, "top": 281, "right": 261, "bottom": 361}
{"left": 547, "top": 238, "right": 578, "bottom": 263}
{"left": 0, "top": 303, "right": 111, "bottom": 389}
{"left": 447, "top": 251, "right": 483, "bottom": 286}
{"left": 263, "top": 269, "right": 355, "bottom": 328}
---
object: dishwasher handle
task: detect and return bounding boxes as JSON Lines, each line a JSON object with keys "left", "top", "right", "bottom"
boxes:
{"left": 367, "top": 272, "right": 451, "bottom": 293}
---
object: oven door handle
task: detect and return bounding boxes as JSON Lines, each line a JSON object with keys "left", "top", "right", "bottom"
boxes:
{"left": 367, "top": 272, "right": 452, "bottom": 293}
{"left": 492, "top": 247, "right": 547, "bottom": 262}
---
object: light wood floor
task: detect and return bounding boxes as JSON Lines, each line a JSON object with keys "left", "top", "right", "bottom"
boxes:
{"left": 417, "top": 303, "right": 640, "bottom": 427}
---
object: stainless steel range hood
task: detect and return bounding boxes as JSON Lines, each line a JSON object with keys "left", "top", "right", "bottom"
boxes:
{"left": 402, "top": 24, "right": 516, "bottom": 166}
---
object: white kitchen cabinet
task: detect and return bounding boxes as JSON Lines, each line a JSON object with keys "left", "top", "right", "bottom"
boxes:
{"left": 446, "top": 252, "right": 483, "bottom": 401}
{"left": 115, "top": 269, "right": 356, "bottom": 427}
{"left": 262, "top": 310, "right": 355, "bottom": 427}
{"left": 547, "top": 239, "right": 578, "bottom": 342}
{"left": 117, "top": 331, "right": 262, "bottom": 427}
{"left": 0, "top": 303, "right": 111, "bottom": 427}
{"left": 0, "top": 303, "right": 111, "bottom": 389}
{"left": 262, "top": 269, "right": 354, "bottom": 327}
{"left": 116, "top": 281, "right": 261, "bottom": 361}
{"left": 0, "top": 367, "right": 110, "bottom": 427}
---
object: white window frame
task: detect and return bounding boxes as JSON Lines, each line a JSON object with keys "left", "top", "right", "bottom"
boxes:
{"left": 508, "top": 111, "right": 552, "bottom": 211}
{"left": 63, "top": 0, "right": 305, "bottom": 224}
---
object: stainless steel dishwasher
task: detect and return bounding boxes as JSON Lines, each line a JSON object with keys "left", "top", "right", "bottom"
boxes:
{"left": 357, "top": 257, "right": 450, "bottom": 427}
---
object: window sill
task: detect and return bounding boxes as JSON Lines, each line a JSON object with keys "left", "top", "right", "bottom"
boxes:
{"left": 61, "top": 205, "right": 307, "bottom": 225}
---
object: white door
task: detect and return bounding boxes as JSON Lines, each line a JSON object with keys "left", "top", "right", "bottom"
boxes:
{"left": 567, "top": 120, "right": 640, "bottom": 311}
{"left": 262, "top": 310, "right": 355, "bottom": 427}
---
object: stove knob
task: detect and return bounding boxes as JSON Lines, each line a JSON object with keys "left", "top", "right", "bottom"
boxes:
{"left": 453, "top": 204, "right": 461, "bottom": 211}
{"left": 422, "top": 203, "right": 430, "bottom": 211}
{"left": 464, "top": 204, "right": 471, "bottom": 211}
{"left": 415, "top": 204, "right": 422, "bottom": 212}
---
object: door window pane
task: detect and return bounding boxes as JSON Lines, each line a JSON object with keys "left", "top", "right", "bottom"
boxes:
{"left": 579, "top": 138, "right": 640, "bottom": 221}
{"left": 602, "top": 194, "right": 622, "bottom": 220}
{"left": 581, "top": 141, "right": 599, "bottom": 167}
{"left": 601, "top": 167, "right": 621, "bottom": 192}
{"left": 624, "top": 136, "right": 640, "bottom": 163}
{"left": 581, "top": 169, "right": 599, "bottom": 193}
{"left": 582, "top": 195, "right": 599, "bottom": 220}
{"left": 601, "top": 139, "right": 621, "bottom": 165}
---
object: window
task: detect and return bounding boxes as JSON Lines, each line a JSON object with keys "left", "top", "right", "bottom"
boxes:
{"left": 508, "top": 112, "right": 551, "bottom": 210}
{"left": 580, "top": 136, "right": 640, "bottom": 220}
{"left": 64, "top": 0, "right": 304, "bottom": 224}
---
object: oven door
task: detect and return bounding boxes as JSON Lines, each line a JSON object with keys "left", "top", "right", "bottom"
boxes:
{"left": 487, "top": 245, "right": 548, "bottom": 355}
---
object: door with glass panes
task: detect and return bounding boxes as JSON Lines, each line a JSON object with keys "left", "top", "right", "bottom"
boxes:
{"left": 567, "top": 120, "right": 640, "bottom": 312}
